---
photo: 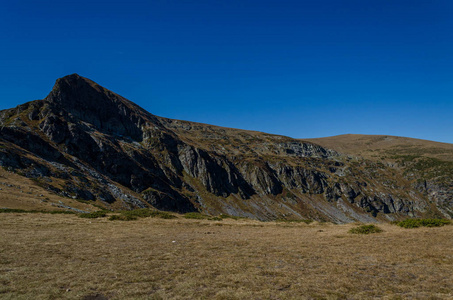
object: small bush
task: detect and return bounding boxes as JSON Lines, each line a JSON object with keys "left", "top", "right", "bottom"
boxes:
{"left": 79, "top": 211, "right": 107, "bottom": 219}
{"left": 349, "top": 224, "right": 383, "bottom": 234}
{"left": 396, "top": 218, "right": 450, "bottom": 228}
{"left": 108, "top": 215, "right": 122, "bottom": 221}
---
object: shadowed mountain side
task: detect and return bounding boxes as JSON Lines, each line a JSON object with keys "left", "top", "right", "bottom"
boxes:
{"left": 0, "top": 74, "right": 451, "bottom": 221}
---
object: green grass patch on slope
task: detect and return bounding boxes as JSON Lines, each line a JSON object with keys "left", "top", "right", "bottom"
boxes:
{"left": 79, "top": 211, "right": 107, "bottom": 219}
{"left": 183, "top": 212, "right": 243, "bottom": 221}
{"left": 109, "top": 208, "right": 177, "bottom": 221}
{"left": 0, "top": 208, "right": 76, "bottom": 214}
{"left": 395, "top": 218, "right": 451, "bottom": 228}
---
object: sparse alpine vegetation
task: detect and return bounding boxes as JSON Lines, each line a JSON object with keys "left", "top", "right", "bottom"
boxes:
{"left": 183, "top": 212, "right": 243, "bottom": 221}
{"left": 79, "top": 211, "right": 107, "bottom": 218}
{"left": 108, "top": 208, "right": 177, "bottom": 221}
{"left": 0, "top": 208, "right": 76, "bottom": 214}
{"left": 3, "top": 213, "right": 452, "bottom": 299}
{"left": 395, "top": 218, "right": 451, "bottom": 228}
{"left": 349, "top": 224, "right": 383, "bottom": 234}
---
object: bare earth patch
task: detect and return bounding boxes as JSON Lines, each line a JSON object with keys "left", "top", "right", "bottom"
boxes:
{"left": 0, "top": 214, "right": 452, "bottom": 299}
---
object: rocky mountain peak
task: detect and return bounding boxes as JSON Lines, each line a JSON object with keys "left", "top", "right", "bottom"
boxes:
{"left": 44, "top": 74, "right": 127, "bottom": 113}
{"left": 44, "top": 74, "right": 151, "bottom": 141}
{"left": 1, "top": 74, "right": 451, "bottom": 222}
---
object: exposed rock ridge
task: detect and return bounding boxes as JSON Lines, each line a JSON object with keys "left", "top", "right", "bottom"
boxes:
{"left": 44, "top": 74, "right": 159, "bottom": 141}
{"left": 0, "top": 74, "right": 451, "bottom": 222}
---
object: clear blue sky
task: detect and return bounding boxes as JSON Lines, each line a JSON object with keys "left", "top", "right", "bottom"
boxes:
{"left": 1, "top": 0, "right": 452, "bottom": 143}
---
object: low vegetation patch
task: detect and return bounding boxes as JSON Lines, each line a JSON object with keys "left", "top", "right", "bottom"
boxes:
{"left": 349, "top": 224, "right": 383, "bottom": 234}
{"left": 0, "top": 208, "right": 75, "bottom": 214}
{"left": 79, "top": 211, "right": 107, "bottom": 219}
{"left": 109, "top": 209, "right": 176, "bottom": 221}
{"left": 183, "top": 212, "right": 241, "bottom": 221}
{"left": 395, "top": 218, "right": 451, "bottom": 228}
{"left": 218, "top": 214, "right": 243, "bottom": 220}
{"left": 183, "top": 212, "right": 210, "bottom": 219}
{"left": 108, "top": 214, "right": 137, "bottom": 221}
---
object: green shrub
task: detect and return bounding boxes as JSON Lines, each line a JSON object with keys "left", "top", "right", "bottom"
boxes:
{"left": 349, "top": 224, "right": 383, "bottom": 234}
{"left": 396, "top": 218, "right": 450, "bottom": 228}
{"left": 79, "top": 211, "right": 107, "bottom": 219}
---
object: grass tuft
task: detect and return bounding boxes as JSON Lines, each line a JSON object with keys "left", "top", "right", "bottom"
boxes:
{"left": 349, "top": 224, "right": 383, "bottom": 234}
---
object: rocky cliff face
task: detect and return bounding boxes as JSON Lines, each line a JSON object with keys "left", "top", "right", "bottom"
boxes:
{"left": 0, "top": 74, "right": 451, "bottom": 222}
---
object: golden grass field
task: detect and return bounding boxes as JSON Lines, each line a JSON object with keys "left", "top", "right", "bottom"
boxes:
{"left": 0, "top": 213, "right": 452, "bottom": 300}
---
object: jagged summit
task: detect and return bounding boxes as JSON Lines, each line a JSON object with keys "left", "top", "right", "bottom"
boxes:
{"left": 45, "top": 73, "right": 140, "bottom": 112}
{"left": 45, "top": 73, "right": 105, "bottom": 104}
{"left": 44, "top": 74, "right": 155, "bottom": 141}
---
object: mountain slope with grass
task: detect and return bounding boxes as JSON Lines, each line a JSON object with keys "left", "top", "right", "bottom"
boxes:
{"left": 0, "top": 74, "right": 451, "bottom": 222}
{"left": 306, "top": 134, "right": 453, "bottom": 219}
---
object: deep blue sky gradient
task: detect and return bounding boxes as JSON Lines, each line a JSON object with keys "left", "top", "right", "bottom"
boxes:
{"left": 1, "top": 0, "right": 452, "bottom": 143}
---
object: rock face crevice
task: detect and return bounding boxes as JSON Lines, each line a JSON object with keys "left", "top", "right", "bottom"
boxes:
{"left": 0, "top": 74, "right": 450, "bottom": 221}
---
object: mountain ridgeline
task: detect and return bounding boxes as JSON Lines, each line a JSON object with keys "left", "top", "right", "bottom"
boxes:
{"left": 0, "top": 74, "right": 452, "bottom": 222}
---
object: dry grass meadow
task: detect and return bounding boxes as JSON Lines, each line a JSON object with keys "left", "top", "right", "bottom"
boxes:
{"left": 0, "top": 213, "right": 452, "bottom": 300}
